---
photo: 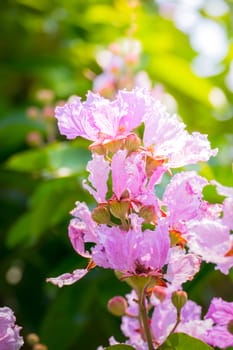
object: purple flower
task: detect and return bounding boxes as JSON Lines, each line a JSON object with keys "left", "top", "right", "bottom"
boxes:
{"left": 165, "top": 247, "right": 201, "bottom": 287}
{"left": 187, "top": 219, "right": 233, "bottom": 274}
{"left": 151, "top": 296, "right": 212, "bottom": 346}
{"left": 162, "top": 171, "right": 209, "bottom": 234}
{"left": 55, "top": 88, "right": 149, "bottom": 148}
{"left": 92, "top": 215, "right": 169, "bottom": 276}
{"left": 68, "top": 201, "right": 97, "bottom": 258}
{"left": 204, "top": 298, "right": 233, "bottom": 348}
{"left": 83, "top": 154, "right": 110, "bottom": 202}
{"left": 212, "top": 180, "right": 233, "bottom": 231}
{"left": 143, "top": 101, "right": 217, "bottom": 168}
{"left": 0, "top": 307, "right": 23, "bottom": 350}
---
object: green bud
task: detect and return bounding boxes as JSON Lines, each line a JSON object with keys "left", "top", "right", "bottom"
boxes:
{"left": 125, "top": 133, "right": 141, "bottom": 153}
{"left": 171, "top": 290, "right": 187, "bottom": 313}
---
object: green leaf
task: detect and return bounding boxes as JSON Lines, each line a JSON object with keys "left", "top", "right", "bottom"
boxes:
{"left": 6, "top": 176, "right": 87, "bottom": 247}
{"left": 151, "top": 55, "right": 214, "bottom": 106}
{"left": 105, "top": 345, "right": 136, "bottom": 350}
{"left": 5, "top": 141, "right": 90, "bottom": 175}
{"left": 160, "top": 333, "right": 213, "bottom": 350}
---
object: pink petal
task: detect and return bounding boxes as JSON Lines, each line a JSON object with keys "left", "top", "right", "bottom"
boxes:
{"left": 165, "top": 248, "right": 200, "bottom": 287}
{"left": 83, "top": 154, "right": 110, "bottom": 202}
{"left": 55, "top": 96, "right": 99, "bottom": 140}
{"left": 46, "top": 268, "right": 89, "bottom": 287}
{"left": 68, "top": 202, "right": 97, "bottom": 258}
{"left": 187, "top": 219, "right": 233, "bottom": 274}
{"left": 112, "top": 150, "right": 128, "bottom": 200}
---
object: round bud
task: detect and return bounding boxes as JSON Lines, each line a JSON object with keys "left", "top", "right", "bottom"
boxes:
{"left": 26, "top": 131, "right": 42, "bottom": 147}
{"left": 33, "top": 344, "right": 48, "bottom": 350}
{"left": 153, "top": 286, "right": 167, "bottom": 302}
{"left": 26, "top": 333, "right": 40, "bottom": 346}
{"left": 171, "top": 290, "right": 187, "bottom": 313}
{"left": 107, "top": 296, "right": 128, "bottom": 317}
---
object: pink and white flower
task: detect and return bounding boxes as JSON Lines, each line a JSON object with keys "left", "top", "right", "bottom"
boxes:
{"left": 0, "top": 307, "right": 24, "bottom": 350}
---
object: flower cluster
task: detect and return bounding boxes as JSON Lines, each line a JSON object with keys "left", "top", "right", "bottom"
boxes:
{"left": 0, "top": 307, "right": 23, "bottom": 350}
{"left": 91, "top": 39, "right": 155, "bottom": 98}
{"left": 48, "top": 88, "right": 233, "bottom": 349}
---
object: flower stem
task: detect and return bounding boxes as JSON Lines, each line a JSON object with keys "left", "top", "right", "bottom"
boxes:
{"left": 138, "top": 289, "right": 155, "bottom": 350}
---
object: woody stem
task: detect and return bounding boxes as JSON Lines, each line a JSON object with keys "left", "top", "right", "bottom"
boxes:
{"left": 138, "top": 289, "right": 155, "bottom": 350}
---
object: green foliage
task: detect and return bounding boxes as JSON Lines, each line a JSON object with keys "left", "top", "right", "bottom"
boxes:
{"left": 160, "top": 333, "right": 213, "bottom": 350}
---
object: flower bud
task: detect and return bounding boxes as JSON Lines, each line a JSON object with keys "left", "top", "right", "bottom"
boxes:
{"left": 43, "top": 106, "right": 54, "bottom": 120}
{"left": 36, "top": 89, "right": 54, "bottom": 104}
{"left": 26, "top": 131, "right": 43, "bottom": 147}
{"left": 227, "top": 320, "right": 233, "bottom": 335}
{"left": 125, "top": 133, "right": 141, "bottom": 153}
{"left": 27, "top": 106, "right": 39, "bottom": 119}
{"left": 107, "top": 296, "right": 128, "bottom": 317}
{"left": 153, "top": 286, "right": 167, "bottom": 302}
{"left": 171, "top": 290, "right": 187, "bottom": 313}
{"left": 26, "top": 333, "right": 40, "bottom": 346}
{"left": 33, "top": 344, "right": 48, "bottom": 350}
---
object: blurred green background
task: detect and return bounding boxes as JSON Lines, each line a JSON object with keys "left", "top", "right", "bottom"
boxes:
{"left": 0, "top": 0, "right": 233, "bottom": 349}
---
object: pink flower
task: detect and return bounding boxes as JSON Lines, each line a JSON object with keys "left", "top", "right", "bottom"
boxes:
{"left": 204, "top": 298, "right": 233, "bottom": 348}
{"left": 162, "top": 171, "right": 209, "bottom": 233}
{"left": 187, "top": 219, "right": 233, "bottom": 274}
{"left": 0, "top": 307, "right": 24, "bottom": 350}
{"left": 55, "top": 88, "right": 149, "bottom": 149}
{"left": 68, "top": 202, "right": 97, "bottom": 258}
{"left": 151, "top": 296, "right": 212, "bottom": 346}
{"left": 83, "top": 154, "right": 110, "bottom": 202}
{"left": 212, "top": 180, "right": 233, "bottom": 231}
{"left": 83, "top": 149, "right": 160, "bottom": 219}
{"left": 143, "top": 102, "right": 217, "bottom": 168}
{"left": 165, "top": 247, "right": 201, "bottom": 287}
{"left": 92, "top": 215, "right": 169, "bottom": 276}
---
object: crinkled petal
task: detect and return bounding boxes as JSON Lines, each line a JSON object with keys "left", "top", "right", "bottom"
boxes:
{"left": 112, "top": 150, "right": 128, "bottom": 200}
{"left": 168, "top": 132, "right": 217, "bottom": 168}
{"left": 69, "top": 202, "right": 97, "bottom": 258}
{"left": 92, "top": 217, "right": 169, "bottom": 274}
{"left": 55, "top": 96, "right": 99, "bottom": 140}
{"left": 187, "top": 220, "right": 233, "bottom": 274}
{"left": 46, "top": 269, "right": 89, "bottom": 287}
{"left": 163, "top": 171, "right": 208, "bottom": 230}
{"left": 205, "top": 325, "right": 233, "bottom": 348}
{"left": 205, "top": 297, "right": 233, "bottom": 325}
{"left": 0, "top": 307, "right": 24, "bottom": 350}
{"left": 117, "top": 88, "right": 150, "bottom": 131}
{"left": 165, "top": 247, "right": 200, "bottom": 287}
{"left": 83, "top": 154, "right": 110, "bottom": 202}
{"left": 177, "top": 319, "right": 213, "bottom": 342}
{"left": 151, "top": 298, "right": 177, "bottom": 345}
